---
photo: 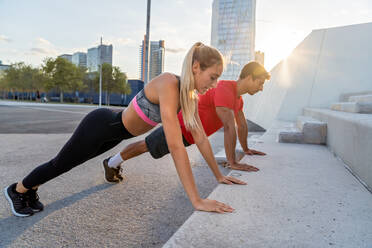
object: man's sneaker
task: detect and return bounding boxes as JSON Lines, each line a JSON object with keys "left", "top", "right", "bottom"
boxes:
{"left": 103, "top": 157, "right": 124, "bottom": 183}
{"left": 25, "top": 189, "right": 44, "bottom": 212}
{"left": 3, "top": 183, "right": 34, "bottom": 217}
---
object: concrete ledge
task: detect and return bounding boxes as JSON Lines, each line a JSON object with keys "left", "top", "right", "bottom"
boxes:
{"left": 304, "top": 107, "right": 372, "bottom": 191}
{"left": 331, "top": 102, "right": 372, "bottom": 113}
{"left": 279, "top": 116, "right": 327, "bottom": 145}
{"left": 340, "top": 91, "right": 372, "bottom": 102}
{"left": 278, "top": 130, "right": 304, "bottom": 143}
{"left": 163, "top": 124, "right": 372, "bottom": 248}
{"left": 348, "top": 94, "right": 372, "bottom": 103}
{"left": 296, "top": 116, "right": 327, "bottom": 144}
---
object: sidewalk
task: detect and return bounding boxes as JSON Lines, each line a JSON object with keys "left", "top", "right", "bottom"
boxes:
{"left": 163, "top": 122, "right": 372, "bottom": 248}
{"left": 0, "top": 99, "right": 98, "bottom": 108}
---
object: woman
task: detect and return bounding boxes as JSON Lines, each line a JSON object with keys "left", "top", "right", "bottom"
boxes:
{"left": 4, "top": 42, "right": 246, "bottom": 217}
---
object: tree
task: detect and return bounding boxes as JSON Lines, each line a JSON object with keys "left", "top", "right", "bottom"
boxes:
{"left": 0, "top": 72, "right": 8, "bottom": 99}
{"left": 94, "top": 63, "right": 131, "bottom": 105}
{"left": 70, "top": 66, "right": 88, "bottom": 102}
{"left": 42, "top": 57, "right": 84, "bottom": 103}
{"left": 21, "top": 65, "right": 46, "bottom": 101}
{"left": 2, "top": 63, "right": 24, "bottom": 100}
{"left": 0, "top": 63, "right": 47, "bottom": 101}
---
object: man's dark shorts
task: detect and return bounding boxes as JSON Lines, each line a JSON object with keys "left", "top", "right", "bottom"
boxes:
{"left": 145, "top": 126, "right": 191, "bottom": 159}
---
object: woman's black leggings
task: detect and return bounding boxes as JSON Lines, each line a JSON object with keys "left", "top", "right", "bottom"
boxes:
{"left": 22, "top": 108, "right": 134, "bottom": 189}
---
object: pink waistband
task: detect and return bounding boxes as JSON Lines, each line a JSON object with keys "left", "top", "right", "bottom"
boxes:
{"left": 132, "top": 96, "right": 158, "bottom": 127}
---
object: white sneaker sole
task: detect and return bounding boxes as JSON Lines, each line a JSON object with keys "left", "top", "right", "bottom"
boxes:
{"left": 3, "top": 186, "right": 32, "bottom": 217}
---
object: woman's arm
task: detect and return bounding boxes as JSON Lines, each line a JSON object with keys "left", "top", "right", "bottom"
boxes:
{"left": 158, "top": 75, "right": 234, "bottom": 213}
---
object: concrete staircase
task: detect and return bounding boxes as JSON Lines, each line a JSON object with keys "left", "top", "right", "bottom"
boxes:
{"left": 278, "top": 116, "right": 327, "bottom": 145}
{"left": 331, "top": 94, "right": 372, "bottom": 113}
{"left": 278, "top": 93, "right": 372, "bottom": 191}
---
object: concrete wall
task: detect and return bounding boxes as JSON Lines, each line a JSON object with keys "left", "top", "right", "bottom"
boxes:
{"left": 244, "top": 22, "right": 372, "bottom": 129}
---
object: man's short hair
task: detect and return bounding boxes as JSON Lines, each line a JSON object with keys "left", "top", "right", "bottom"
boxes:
{"left": 239, "top": 61, "right": 271, "bottom": 81}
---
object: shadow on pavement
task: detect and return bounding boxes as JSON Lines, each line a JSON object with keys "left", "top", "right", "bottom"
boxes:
{"left": 0, "top": 183, "right": 113, "bottom": 248}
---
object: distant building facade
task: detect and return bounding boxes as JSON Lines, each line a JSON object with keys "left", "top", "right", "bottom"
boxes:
{"left": 58, "top": 54, "right": 72, "bottom": 62}
{"left": 139, "top": 40, "right": 165, "bottom": 82}
{"left": 72, "top": 52, "right": 87, "bottom": 68}
{"left": 87, "top": 44, "right": 113, "bottom": 72}
{"left": 0, "top": 60, "right": 10, "bottom": 72}
{"left": 211, "top": 0, "right": 256, "bottom": 80}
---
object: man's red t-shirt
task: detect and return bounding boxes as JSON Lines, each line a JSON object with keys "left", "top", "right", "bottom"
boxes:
{"left": 178, "top": 80, "right": 244, "bottom": 144}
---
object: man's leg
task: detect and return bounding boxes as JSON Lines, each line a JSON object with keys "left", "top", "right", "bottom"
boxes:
{"left": 104, "top": 126, "right": 182, "bottom": 182}
{"left": 107, "top": 126, "right": 190, "bottom": 169}
{"left": 120, "top": 140, "right": 148, "bottom": 161}
{"left": 103, "top": 140, "right": 148, "bottom": 183}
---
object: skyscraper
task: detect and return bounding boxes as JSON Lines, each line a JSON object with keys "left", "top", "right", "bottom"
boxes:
{"left": 72, "top": 52, "right": 87, "bottom": 68}
{"left": 211, "top": 0, "right": 256, "bottom": 80}
{"left": 0, "top": 60, "right": 10, "bottom": 72}
{"left": 139, "top": 40, "right": 165, "bottom": 81}
{"left": 87, "top": 44, "right": 113, "bottom": 72}
{"left": 58, "top": 54, "right": 72, "bottom": 62}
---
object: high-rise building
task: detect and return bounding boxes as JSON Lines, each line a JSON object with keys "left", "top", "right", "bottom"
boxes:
{"left": 255, "top": 51, "right": 264, "bottom": 66}
{"left": 87, "top": 44, "right": 113, "bottom": 72}
{"left": 139, "top": 40, "right": 165, "bottom": 81}
{"left": 72, "top": 52, "right": 87, "bottom": 68}
{"left": 0, "top": 60, "right": 10, "bottom": 72}
{"left": 211, "top": 0, "right": 256, "bottom": 80}
{"left": 58, "top": 54, "right": 72, "bottom": 62}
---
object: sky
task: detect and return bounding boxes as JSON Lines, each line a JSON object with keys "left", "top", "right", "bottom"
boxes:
{"left": 1, "top": 0, "right": 372, "bottom": 79}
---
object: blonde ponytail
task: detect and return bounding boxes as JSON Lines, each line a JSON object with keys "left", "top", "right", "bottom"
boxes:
{"left": 180, "top": 42, "right": 223, "bottom": 131}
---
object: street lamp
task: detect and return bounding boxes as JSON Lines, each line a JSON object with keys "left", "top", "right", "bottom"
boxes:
{"left": 99, "top": 37, "right": 103, "bottom": 107}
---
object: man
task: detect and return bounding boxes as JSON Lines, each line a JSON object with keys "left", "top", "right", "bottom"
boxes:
{"left": 104, "top": 61, "right": 270, "bottom": 183}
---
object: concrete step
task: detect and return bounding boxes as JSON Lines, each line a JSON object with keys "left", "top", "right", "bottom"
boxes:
{"left": 279, "top": 116, "right": 327, "bottom": 144}
{"left": 348, "top": 94, "right": 372, "bottom": 103}
{"left": 163, "top": 122, "right": 372, "bottom": 248}
{"left": 296, "top": 116, "right": 327, "bottom": 144}
{"left": 278, "top": 130, "right": 304, "bottom": 143}
{"left": 331, "top": 102, "right": 372, "bottom": 113}
{"left": 304, "top": 107, "right": 372, "bottom": 191}
{"left": 215, "top": 135, "right": 264, "bottom": 162}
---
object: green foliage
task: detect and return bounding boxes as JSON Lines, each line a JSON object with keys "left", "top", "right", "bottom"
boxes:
{"left": 94, "top": 63, "right": 131, "bottom": 105}
{"left": 42, "top": 57, "right": 86, "bottom": 102}
{"left": 0, "top": 62, "right": 47, "bottom": 100}
{"left": 0, "top": 57, "right": 130, "bottom": 104}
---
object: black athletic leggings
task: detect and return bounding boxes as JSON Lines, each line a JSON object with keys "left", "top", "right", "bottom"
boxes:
{"left": 22, "top": 108, "right": 134, "bottom": 189}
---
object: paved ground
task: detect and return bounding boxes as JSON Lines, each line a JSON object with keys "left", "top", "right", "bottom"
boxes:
{"left": 164, "top": 122, "right": 372, "bottom": 248}
{"left": 0, "top": 101, "right": 259, "bottom": 247}
{"left": 0, "top": 102, "right": 95, "bottom": 133}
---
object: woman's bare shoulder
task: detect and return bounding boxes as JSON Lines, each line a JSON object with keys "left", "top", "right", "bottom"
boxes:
{"left": 156, "top": 72, "right": 178, "bottom": 84}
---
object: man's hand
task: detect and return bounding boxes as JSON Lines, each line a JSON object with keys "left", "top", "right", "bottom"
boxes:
{"left": 244, "top": 148, "right": 266, "bottom": 156}
{"left": 227, "top": 162, "right": 260, "bottom": 172}
{"left": 220, "top": 161, "right": 260, "bottom": 172}
{"left": 217, "top": 175, "right": 247, "bottom": 185}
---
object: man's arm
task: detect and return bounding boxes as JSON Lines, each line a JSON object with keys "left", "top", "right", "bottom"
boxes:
{"left": 190, "top": 107, "right": 246, "bottom": 186}
{"left": 216, "top": 106, "right": 238, "bottom": 165}
{"left": 235, "top": 110, "right": 266, "bottom": 156}
{"left": 235, "top": 110, "right": 249, "bottom": 152}
{"left": 216, "top": 107, "right": 260, "bottom": 171}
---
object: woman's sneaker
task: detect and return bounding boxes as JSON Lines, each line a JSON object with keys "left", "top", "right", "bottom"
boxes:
{"left": 3, "top": 183, "right": 34, "bottom": 217}
{"left": 103, "top": 157, "right": 124, "bottom": 183}
{"left": 25, "top": 189, "right": 44, "bottom": 212}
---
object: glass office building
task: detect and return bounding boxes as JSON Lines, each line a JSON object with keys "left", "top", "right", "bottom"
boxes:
{"left": 87, "top": 44, "right": 113, "bottom": 72}
{"left": 211, "top": 0, "right": 256, "bottom": 80}
{"left": 139, "top": 40, "right": 165, "bottom": 82}
{"left": 72, "top": 52, "right": 87, "bottom": 68}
